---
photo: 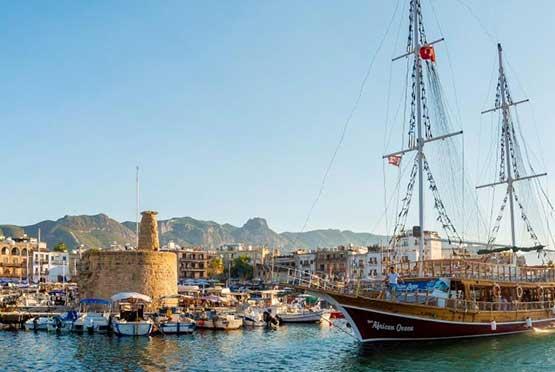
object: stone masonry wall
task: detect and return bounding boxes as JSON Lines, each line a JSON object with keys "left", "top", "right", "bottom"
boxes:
{"left": 78, "top": 251, "right": 177, "bottom": 309}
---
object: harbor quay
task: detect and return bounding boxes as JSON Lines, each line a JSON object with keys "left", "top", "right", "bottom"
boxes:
{"left": 0, "top": 210, "right": 343, "bottom": 335}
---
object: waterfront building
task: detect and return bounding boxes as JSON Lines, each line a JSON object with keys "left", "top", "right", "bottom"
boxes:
{"left": 218, "top": 244, "right": 269, "bottom": 267}
{"left": 315, "top": 246, "right": 350, "bottom": 281}
{"left": 395, "top": 228, "right": 442, "bottom": 262}
{"left": 176, "top": 249, "right": 216, "bottom": 280}
{"left": 0, "top": 235, "right": 47, "bottom": 280}
{"left": 32, "top": 251, "right": 72, "bottom": 283}
{"left": 218, "top": 243, "right": 270, "bottom": 279}
{"left": 294, "top": 250, "right": 316, "bottom": 276}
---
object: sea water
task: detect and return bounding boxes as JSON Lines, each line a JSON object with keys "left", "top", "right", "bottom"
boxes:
{"left": 0, "top": 323, "right": 554, "bottom": 371}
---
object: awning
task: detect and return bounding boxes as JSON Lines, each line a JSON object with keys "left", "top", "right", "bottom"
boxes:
{"left": 111, "top": 292, "right": 152, "bottom": 303}
{"left": 80, "top": 298, "right": 111, "bottom": 305}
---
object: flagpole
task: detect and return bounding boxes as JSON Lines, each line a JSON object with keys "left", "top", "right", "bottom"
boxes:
{"left": 136, "top": 166, "right": 140, "bottom": 248}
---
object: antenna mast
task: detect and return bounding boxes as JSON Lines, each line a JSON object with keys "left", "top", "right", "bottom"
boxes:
{"left": 136, "top": 165, "right": 140, "bottom": 248}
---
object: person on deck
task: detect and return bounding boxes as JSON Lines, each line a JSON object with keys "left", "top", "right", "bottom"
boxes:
{"left": 385, "top": 266, "right": 404, "bottom": 300}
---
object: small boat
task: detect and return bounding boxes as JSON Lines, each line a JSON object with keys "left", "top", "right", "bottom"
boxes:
{"left": 213, "top": 313, "right": 243, "bottom": 330}
{"left": 156, "top": 295, "right": 196, "bottom": 335}
{"left": 242, "top": 307, "right": 266, "bottom": 327}
{"left": 73, "top": 298, "right": 111, "bottom": 333}
{"left": 111, "top": 292, "right": 153, "bottom": 336}
{"left": 194, "top": 310, "right": 215, "bottom": 329}
{"left": 24, "top": 316, "right": 51, "bottom": 331}
{"left": 276, "top": 309, "right": 327, "bottom": 323}
{"left": 47, "top": 310, "right": 79, "bottom": 333}
{"left": 158, "top": 313, "right": 195, "bottom": 335}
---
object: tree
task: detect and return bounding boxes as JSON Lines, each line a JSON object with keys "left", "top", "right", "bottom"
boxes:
{"left": 53, "top": 242, "right": 68, "bottom": 252}
{"left": 207, "top": 256, "right": 224, "bottom": 278}
{"left": 231, "top": 256, "right": 253, "bottom": 281}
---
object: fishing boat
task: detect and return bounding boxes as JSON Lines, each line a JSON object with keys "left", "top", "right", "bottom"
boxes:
{"left": 291, "top": 0, "right": 555, "bottom": 343}
{"left": 111, "top": 292, "right": 154, "bottom": 336}
{"left": 73, "top": 298, "right": 111, "bottom": 333}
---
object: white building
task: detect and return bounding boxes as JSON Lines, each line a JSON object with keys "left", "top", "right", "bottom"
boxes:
{"left": 364, "top": 246, "right": 388, "bottom": 280}
{"left": 217, "top": 243, "right": 269, "bottom": 268}
{"left": 396, "top": 228, "right": 442, "bottom": 262}
{"left": 294, "top": 251, "right": 316, "bottom": 276}
{"left": 33, "top": 251, "right": 72, "bottom": 283}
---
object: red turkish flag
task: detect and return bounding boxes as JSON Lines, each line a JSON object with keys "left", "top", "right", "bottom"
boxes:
{"left": 419, "top": 45, "right": 436, "bottom": 62}
{"left": 388, "top": 155, "right": 402, "bottom": 167}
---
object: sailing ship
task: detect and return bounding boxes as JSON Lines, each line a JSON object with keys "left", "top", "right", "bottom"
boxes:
{"left": 296, "top": 0, "right": 555, "bottom": 343}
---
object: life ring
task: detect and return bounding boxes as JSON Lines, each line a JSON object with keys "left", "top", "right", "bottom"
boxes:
{"left": 516, "top": 286, "right": 523, "bottom": 299}
{"left": 493, "top": 284, "right": 501, "bottom": 298}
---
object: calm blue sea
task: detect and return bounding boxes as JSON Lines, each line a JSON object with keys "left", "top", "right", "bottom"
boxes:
{"left": 1, "top": 323, "right": 555, "bottom": 371}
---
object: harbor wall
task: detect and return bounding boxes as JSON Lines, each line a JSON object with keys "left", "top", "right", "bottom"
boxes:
{"left": 78, "top": 250, "right": 177, "bottom": 309}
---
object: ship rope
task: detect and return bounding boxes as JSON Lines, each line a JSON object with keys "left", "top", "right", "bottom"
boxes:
{"left": 293, "top": 0, "right": 402, "bottom": 241}
{"left": 422, "top": 155, "right": 462, "bottom": 245}
{"left": 390, "top": 0, "right": 464, "bottom": 251}
{"left": 492, "top": 66, "right": 542, "bottom": 249}
{"left": 389, "top": 155, "right": 419, "bottom": 251}
{"left": 487, "top": 191, "right": 509, "bottom": 246}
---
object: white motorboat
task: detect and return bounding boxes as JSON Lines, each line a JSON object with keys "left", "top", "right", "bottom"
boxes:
{"left": 111, "top": 292, "right": 153, "bottom": 336}
{"left": 47, "top": 310, "right": 79, "bottom": 333}
{"left": 214, "top": 313, "right": 243, "bottom": 330}
{"left": 242, "top": 307, "right": 266, "bottom": 327}
{"left": 24, "top": 316, "right": 51, "bottom": 331}
{"left": 276, "top": 309, "right": 325, "bottom": 323}
{"left": 73, "top": 298, "right": 111, "bottom": 333}
{"left": 158, "top": 313, "right": 195, "bottom": 334}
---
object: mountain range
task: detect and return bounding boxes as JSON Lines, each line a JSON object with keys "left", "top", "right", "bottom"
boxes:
{"left": 0, "top": 214, "right": 386, "bottom": 252}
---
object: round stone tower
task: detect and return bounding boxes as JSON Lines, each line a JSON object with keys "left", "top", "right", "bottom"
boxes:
{"left": 78, "top": 210, "right": 177, "bottom": 309}
{"left": 138, "top": 211, "right": 160, "bottom": 251}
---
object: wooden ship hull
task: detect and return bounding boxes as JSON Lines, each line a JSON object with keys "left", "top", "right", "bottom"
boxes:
{"left": 314, "top": 290, "right": 555, "bottom": 342}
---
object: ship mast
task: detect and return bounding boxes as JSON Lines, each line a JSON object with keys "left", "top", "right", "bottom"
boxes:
{"left": 413, "top": 0, "right": 425, "bottom": 275}
{"left": 477, "top": 43, "right": 547, "bottom": 264}
{"left": 385, "top": 0, "right": 461, "bottom": 275}
{"left": 498, "top": 44, "right": 516, "bottom": 250}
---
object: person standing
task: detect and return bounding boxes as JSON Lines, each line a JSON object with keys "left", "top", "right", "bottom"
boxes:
{"left": 385, "top": 266, "right": 403, "bottom": 299}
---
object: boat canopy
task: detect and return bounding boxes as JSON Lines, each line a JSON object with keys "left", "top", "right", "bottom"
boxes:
{"left": 111, "top": 292, "right": 152, "bottom": 303}
{"left": 80, "top": 298, "right": 111, "bottom": 305}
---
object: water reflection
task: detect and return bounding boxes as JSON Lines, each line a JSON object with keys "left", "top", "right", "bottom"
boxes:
{"left": 2, "top": 325, "right": 555, "bottom": 371}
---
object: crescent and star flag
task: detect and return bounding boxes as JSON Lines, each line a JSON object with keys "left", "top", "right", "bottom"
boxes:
{"left": 388, "top": 155, "right": 402, "bottom": 167}
{"left": 419, "top": 45, "right": 436, "bottom": 62}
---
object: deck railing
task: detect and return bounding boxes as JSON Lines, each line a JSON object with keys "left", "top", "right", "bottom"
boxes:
{"left": 393, "top": 259, "right": 555, "bottom": 283}
{"left": 274, "top": 263, "right": 555, "bottom": 314}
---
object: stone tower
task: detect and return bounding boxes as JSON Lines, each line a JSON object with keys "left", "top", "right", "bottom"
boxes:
{"left": 78, "top": 209, "right": 177, "bottom": 309}
{"left": 138, "top": 211, "right": 160, "bottom": 251}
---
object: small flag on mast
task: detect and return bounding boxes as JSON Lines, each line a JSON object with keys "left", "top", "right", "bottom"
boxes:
{"left": 388, "top": 155, "right": 402, "bottom": 167}
{"left": 419, "top": 45, "right": 436, "bottom": 62}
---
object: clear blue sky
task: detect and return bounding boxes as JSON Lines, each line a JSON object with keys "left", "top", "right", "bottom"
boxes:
{"left": 1, "top": 0, "right": 553, "bottom": 243}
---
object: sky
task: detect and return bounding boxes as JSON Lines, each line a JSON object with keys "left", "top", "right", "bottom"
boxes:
{"left": 1, "top": 0, "right": 554, "bottom": 242}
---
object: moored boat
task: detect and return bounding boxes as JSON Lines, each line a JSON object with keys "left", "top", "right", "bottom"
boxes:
{"left": 73, "top": 298, "right": 111, "bottom": 333}
{"left": 111, "top": 292, "right": 153, "bottom": 336}
{"left": 47, "top": 310, "right": 79, "bottom": 333}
